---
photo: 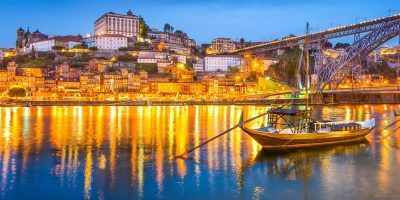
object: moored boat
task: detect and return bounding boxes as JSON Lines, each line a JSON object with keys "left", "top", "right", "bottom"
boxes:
{"left": 241, "top": 107, "right": 375, "bottom": 150}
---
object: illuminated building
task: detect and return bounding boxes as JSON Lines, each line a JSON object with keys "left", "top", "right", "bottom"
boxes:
{"left": 80, "top": 71, "right": 101, "bottom": 92}
{"left": 94, "top": 10, "right": 140, "bottom": 38}
{"left": 88, "top": 59, "right": 113, "bottom": 72}
{"left": 147, "top": 30, "right": 196, "bottom": 47}
{"left": 204, "top": 55, "right": 242, "bottom": 72}
{"left": 26, "top": 35, "right": 82, "bottom": 52}
{"left": 148, "top": 81, "right": 204, "bottom": 94}
{"left": 93, "top": 34, "right": 128, "bottom": 50}
{"left": 57, "top": 77, "right": 81, "bottom": 91}
{"left": 209, "top": 38, "right": 236, "bottom": 53}
{"left": 137, "top": 50, "right": 168, "bottom": 64}
{"left": 16, "top": 27, "right": 48, "bottom": 52}
{"left": 102, "top": 73, "right": 128, "bottom": 92}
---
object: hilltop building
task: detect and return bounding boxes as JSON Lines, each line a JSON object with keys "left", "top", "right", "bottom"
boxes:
{"left": 26, "top": 35, "right": 82, "bottom": 52}
{"left": 208, "top": 38, "right": 236, "bottom": 54}
{"left": 94, "top": 10, "right": 140, "bottom": 39}
{"left": 16, "top": 27, "right": 48, "bottom": 52}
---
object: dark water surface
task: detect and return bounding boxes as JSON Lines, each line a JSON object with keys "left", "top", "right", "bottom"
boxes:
{"left": 0, "top": 105, "right": 399, "bottom": 199}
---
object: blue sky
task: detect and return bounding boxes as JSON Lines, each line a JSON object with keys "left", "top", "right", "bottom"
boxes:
{"left": 0, "top": 0, "right": 399, "bottom": 48}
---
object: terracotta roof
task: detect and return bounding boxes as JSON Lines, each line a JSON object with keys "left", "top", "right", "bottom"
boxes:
{"left": 54, "top": 35, "right": 82, "bottom": 42}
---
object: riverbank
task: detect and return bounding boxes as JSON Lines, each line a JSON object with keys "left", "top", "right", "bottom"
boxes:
{"left": 2, "top": 91, "right": 400, "bottom": 106}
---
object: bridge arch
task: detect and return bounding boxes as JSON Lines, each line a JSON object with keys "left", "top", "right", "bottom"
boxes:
{"left": 317, "top": 19, "right": 400, "bottom": 91}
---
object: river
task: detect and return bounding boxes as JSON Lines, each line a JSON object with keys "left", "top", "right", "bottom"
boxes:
{"left": 0, "top": 105, "right": 399, "bottom": 199}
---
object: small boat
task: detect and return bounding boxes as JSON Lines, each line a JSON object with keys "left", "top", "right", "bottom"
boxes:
{"left": 241, "top": 107, "right": 375, "bottom": 151}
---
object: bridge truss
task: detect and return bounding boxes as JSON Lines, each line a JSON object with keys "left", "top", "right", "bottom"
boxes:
{"left": 232, "top": 14, "right": 400, "bottom": 92}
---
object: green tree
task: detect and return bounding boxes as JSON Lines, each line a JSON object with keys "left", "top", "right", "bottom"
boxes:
{"left": 118, "top": 47, "right": 129, "bottom": 52}
{"left": 265, "top": 47, "right": 302, "bottom": 87}
{"left": 139, "top": 16, "right": 150, "bottom": 38}
{"left": 334, "top": 43, "right": 350, "bottom": 49}
{"left": 117, "top": 53, "right": 135, "bottom": 62}
{"left": 163, "top": 23, "right": 171, "bottom": 33}
{"left": 137, "top": 63, "right": 158, "bottom": 74}
{"left": 52, "top": 45, "right": 65, "bottom": 52}
{"left": 8, "top": 87, "right": 26, "bottom": 98}
{"left": 73, "top": 42, "right": 88, "bottom": 49}
{"left": 240, "top": 38, "right": 245, "bottom": 48}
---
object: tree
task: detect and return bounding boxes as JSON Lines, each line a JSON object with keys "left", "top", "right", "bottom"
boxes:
{"left": 117, "top": 53, "right": 135, "bottom": 62}
{"left": 89, "top": 47, "right": 98, "bottom": 51}
{"left": 77, "top": 53, "right": 91, "bottom": 62}
{"left": 30, "top": 46, "right": 36, "bottom": 59}
{"left": 8, "top": 87, "right": 26, "bottom": 98}
{"left": 139, "top": 16, "right": 150, "bottom": 38}
{"left": 52, "top": 45, "right": 65, "bottom": 52}
{"left": 170, "top": 26, "right": 174, "bottom": 33}
{"left": 163, "top": 23, "right": 171, "bottom": 33}
{"left": 74, "top": 42, "right": 88, "bottom": 49}
{"left": 118, "top": 47, "right": 129, "bottom": 52}
{"left": 239, "top": 38, "right": 245, "bottom": 48}
{"left": 334, "top": 43, "right": 350, "bottom": 49}
{"left": 137, "top": 63, "right": 158, "bottom": 74}
{"left": 228, "top": 66, "right": 240, "bottom": 74}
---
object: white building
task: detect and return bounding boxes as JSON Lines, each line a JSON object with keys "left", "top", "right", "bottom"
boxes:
{"left": 26, "top": 36, "right": 82, "bottom": 52}
{"left": 205, "top": 55, "right": 242, "bottom": 72}
{"left": 137, "top": 50, "right": 167, "bottom": 63}
{"left": 94, "top": 10, "right": 140, "bottom": 38}
{"left": 94, "top": 34, "right": 128, "bottom": 50}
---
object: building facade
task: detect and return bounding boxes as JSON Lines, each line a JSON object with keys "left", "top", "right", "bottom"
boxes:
{"left": 210, "top": 38, "right": 236, "bottom": 53}
{"left": 94, "top": 34, "right": 128, "bottom": 50}
{"left": 26, "top": 35, "right": 82, "bottom": 52}
{"left": 94, "top": 10, "right": 140, "bottom": 38}
{"left": 205, "top": 55, "right": 242, "bottom": 72}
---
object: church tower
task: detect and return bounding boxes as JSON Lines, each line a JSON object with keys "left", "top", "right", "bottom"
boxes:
{"left": 16, "top": 27, "right": 25, "bottom": 51}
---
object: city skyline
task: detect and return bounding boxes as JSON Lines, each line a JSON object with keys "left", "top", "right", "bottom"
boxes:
{"left": 1, "top": 0, "right": 399, "bottom": 48}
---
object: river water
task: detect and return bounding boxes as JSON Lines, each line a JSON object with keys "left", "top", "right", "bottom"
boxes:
{"left": 0, "top": 105, "right": 399, "bottom": 199}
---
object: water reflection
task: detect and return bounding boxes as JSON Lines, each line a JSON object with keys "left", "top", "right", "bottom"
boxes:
{"left": 0, "top": 105, "right": 399, "bottom": 199}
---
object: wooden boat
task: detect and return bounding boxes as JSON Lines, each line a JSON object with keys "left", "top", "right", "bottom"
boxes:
{"left": 241, "top": 108, "right": 375, "bottom": 150}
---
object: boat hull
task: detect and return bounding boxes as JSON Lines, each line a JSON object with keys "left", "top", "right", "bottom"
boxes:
{"left": 241, "top": 125, "right": 374, "bottom": 150}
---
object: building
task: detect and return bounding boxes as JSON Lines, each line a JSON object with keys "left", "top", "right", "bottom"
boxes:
{"left": 93, "top": 34, "right": 128, "bottom": 50}
{"left": 26, "top": 35, "right": 82, "bottom": 52}
{"left": 209, "top": 38, "right": 236, "bottom": 54}
{"left": 148, "top": 30, "right": 197, "bottom": 47}
{"left": 204, "top": 55, "right": 242, "bottom": 72}
{"left": 94, "top": 10, "right": 140, "bottom": 38}
{"left": 137, "top": 50, "right": 168, "bottom": 64}
{"left": 193, "top": 59, "right": 205, "bottom": 72}
{"left": 16, "top": 27, "right": 48, "bottom": 52}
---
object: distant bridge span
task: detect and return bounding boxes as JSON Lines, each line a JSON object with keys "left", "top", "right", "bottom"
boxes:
{"left": 232, "top": 14, "right": 400, "bottom": 92}
{"left": 232, "top": 14, "right": 400, "bottom": 54}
